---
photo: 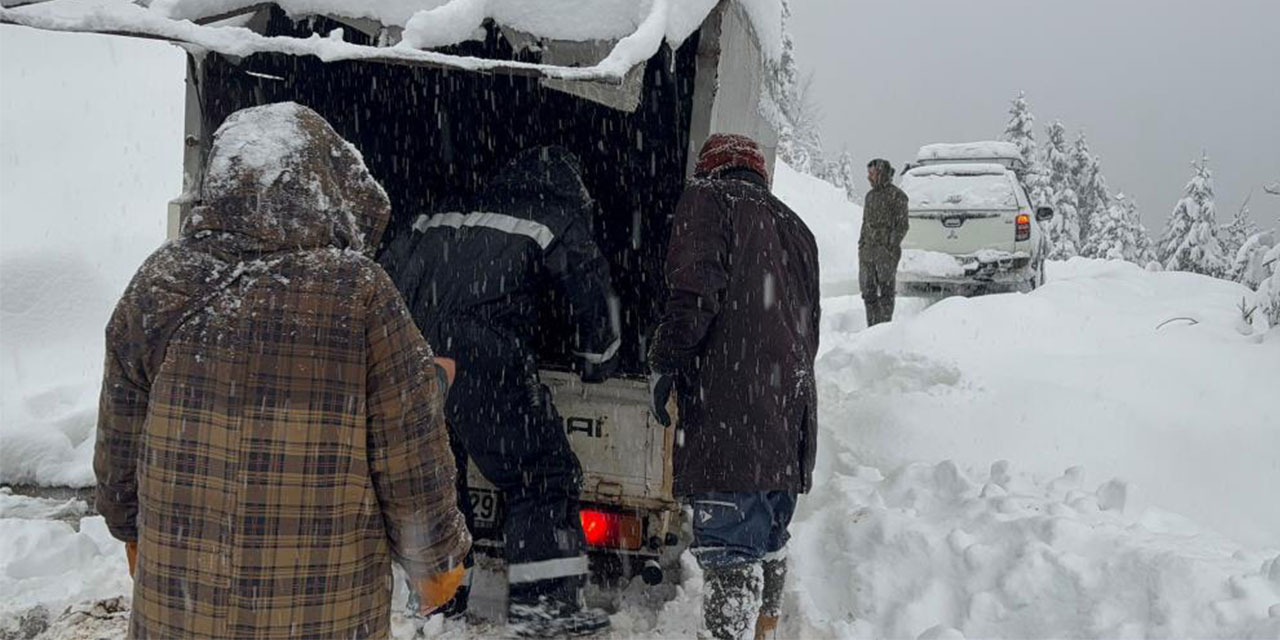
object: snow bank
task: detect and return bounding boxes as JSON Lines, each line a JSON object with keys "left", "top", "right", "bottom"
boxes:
{"left": 786, "top": 459, "right": 1280, "bottom": 639}
{"left": 773, "top": 160, "right": 863, "bottom": 297}
{"left": 0, "top": 27, "right": 178, "bottom": 487}
{"left": 816, "top": 257, "right": 1280, "bottom": 549}
{"left": 0, "top": 513, "right": 132, "bottom": 623}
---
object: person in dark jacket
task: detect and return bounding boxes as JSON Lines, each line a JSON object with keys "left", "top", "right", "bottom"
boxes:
{"left": 859, "top": 158, "right": 910, "bottom": 326}
{"left": 648, "top": 134, "right": 820, "bottom": 640}
{"left": 380, "top": 146, "right": 620, "bottom": 637}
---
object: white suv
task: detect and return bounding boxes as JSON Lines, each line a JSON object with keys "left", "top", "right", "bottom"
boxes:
{"left": 897, "top": 142, "right": 1054, "bottom": 294}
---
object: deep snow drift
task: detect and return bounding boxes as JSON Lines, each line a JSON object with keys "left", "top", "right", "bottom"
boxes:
{"left": 0, "top": 27, "right": 179, "bottom": 488}
{"left": 3, "top": 25, "right": 1280, "bottom": 640}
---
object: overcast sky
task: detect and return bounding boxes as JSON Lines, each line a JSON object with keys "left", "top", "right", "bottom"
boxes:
{"left": 789, "top": 0, "right": 1280, "bottom": 231}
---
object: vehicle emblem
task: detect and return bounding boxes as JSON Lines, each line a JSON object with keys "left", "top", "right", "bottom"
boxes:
{"left": 947, "top": 229, "right": 959, "bottom": 239}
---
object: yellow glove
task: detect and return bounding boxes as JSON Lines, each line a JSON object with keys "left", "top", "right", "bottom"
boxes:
{"left": 125, "top": 541, "right": 138, "bottom": 577}
{"left": 416, "top": 564, "right": 466, "bottom": 613}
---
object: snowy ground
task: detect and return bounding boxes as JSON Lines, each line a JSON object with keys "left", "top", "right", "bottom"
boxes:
{"left": 3, "top": 25, "right": 1280, "bottom": 640}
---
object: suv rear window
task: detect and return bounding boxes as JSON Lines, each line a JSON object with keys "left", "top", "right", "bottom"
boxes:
{"left": 902, "top": 172, "right": 1018, "bottom": 211}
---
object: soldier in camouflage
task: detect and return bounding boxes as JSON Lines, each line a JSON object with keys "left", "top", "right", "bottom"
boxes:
{"left": 859, "top": 158, "right": 909, "bottom": 326}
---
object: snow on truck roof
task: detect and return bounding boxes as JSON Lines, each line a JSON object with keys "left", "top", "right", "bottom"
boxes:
{"left": 916, "top": 141, "right": 1022, "bottom": 163}
{"left": 0, "top": 0, "right": 782, "bottom": 84}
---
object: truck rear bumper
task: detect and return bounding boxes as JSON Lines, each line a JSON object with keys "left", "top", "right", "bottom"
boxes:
{"left": 897, "top": 249, "right": 1035, "bottom": 294}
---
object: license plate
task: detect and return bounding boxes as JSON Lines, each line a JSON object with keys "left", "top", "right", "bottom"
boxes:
{"left": 468, "top": 488, "right": 503, "bottom": 531}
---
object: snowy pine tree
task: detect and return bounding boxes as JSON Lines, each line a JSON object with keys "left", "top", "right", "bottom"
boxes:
{"left": 1085, "top": 193, "right": 1152, "bottom": 263}
{"left": 768, "top": 0, "right": 828, "bottom": 180}
{"left": 1069, "top": 132, "right": 1111, "bottom": 252}
{"left": 1159, "top": 154, "right": 1229, "bottom": 277}
{"left": 1220, "top": 196, "right": 1260, "bottom": 265}
{"left": 1258, "top": 242, "right": 1280, "bottom": 327}
{"left": 1131, "top": 198, "right": 1162, "bottom": 263}
{"left": 1233, "top": 229, "right": 1277, "bottom": 288}
{"left": 1001, "top": 91, "right": 1049, "bottom": 207}
{"left": 828, "top": 150, "right": 860, "bottom": 203}
{"left": 1042, "top": 121, "right": 1080, "bottom": 259}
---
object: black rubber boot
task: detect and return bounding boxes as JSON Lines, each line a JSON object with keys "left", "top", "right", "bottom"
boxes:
{"left": 702, "top": 562, "right": 764, "bottom": 640}
{"left": 508, "top": 577, "right": 610, "bottom": 638}
{"left": 759, "top": 558, "right": 786, "bottom": 618}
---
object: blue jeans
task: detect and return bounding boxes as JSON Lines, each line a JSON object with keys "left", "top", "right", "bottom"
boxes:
{"left": 689, "top": 491, "right": 797, "bottom": 569}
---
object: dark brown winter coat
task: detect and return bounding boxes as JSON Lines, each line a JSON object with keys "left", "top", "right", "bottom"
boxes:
{"left": 649, "top": 169, "right": 821, "bottom": 495}
{"left": 95, "top": 103, "right": 469, "bottom": 640}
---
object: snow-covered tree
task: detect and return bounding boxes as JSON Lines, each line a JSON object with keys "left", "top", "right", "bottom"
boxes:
{"left": 1220, "top": 195, "right": 1260, "bottom": 265}
{"left": 1135, "top": 211, "right": 1159, "bottom": 264}
{"left": 768, "top": 0, "right": 828, "bottom": 180}
{"left": 1042, "top": 121, "right": 1080, "bottom": 259}
{"left": 1234, "top": 229, "right": 1277, "bottom": 288}
{"left": 828, "top": 149, "right": 860, "bottom": 203}
{"left": 1258, "top": 242, "right": 1280, "bottom": 328}
{"left": 1069, "top": 132, "right": 1111, "bottom": 251}
{"left": 1159, "top": 154, "right": 1229, "bottom": 277}
{"left": 1001, "top": 91, "right": 1049, "bottom": 207}
{"left": 1085, "top": 193, "right": 1154, "bottom": 263}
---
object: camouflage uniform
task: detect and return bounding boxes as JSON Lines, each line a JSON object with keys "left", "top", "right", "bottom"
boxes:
{"left": 859, "top": 169, "right": 909, "bottom": 326}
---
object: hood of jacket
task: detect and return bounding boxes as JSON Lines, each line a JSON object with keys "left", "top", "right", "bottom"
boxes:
{"left": 481, "top": 146, "right": 594, "bottom": 214}
{"left": 184, "top": 102, "right": 390, "bottom": 257}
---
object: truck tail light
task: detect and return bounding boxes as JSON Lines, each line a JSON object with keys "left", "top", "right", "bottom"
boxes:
{"left": 1015, "top": 213, "right": 1031, "bottom": 241}
{"left": 580, "top": 509, "right": 644, "bottom": 550}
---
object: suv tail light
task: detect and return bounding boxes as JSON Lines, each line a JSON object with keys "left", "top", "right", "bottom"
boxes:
{"left": 580, "top": 509, "right": 644, "bottom": 550}
{"left": 1015, "top": 213, "right": 1031, "bottom": 241}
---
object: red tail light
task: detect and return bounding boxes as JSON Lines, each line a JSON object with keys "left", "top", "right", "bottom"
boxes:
{"left": 580, "top": 509, "right": 643, "bottom": 550}
{"left": 1015, "top": 213, "right": 1031, "bottom": 241}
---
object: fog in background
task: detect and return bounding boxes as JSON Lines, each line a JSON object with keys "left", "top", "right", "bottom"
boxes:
{"left": 790, "top": 0, "right": 1280, "bottom": 231}
{"left": 1, "top": 28, "right": 180, "bottom": 288}
{"left": 1, "top": 28, "right": 180, "bottom": 401}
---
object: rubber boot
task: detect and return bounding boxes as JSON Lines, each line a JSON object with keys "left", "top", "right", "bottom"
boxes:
{"left": 702, "top": 562, "right": 764, "bottom": 640}
{"left": 754, "top": 558, "right": 786, "bottom": 640}
{"left": 508, "top": 576, "right": 610, "bottom": 638}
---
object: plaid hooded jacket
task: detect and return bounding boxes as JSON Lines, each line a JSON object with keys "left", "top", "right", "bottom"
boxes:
{"left": 95, "top": 102, "right": 469, "bottom": 639}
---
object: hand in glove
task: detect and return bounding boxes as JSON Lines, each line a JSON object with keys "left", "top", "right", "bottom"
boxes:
{"left": 416, "top": 564, "right": 467, "bottom": 614}
{"left": 433, "top": 357, "right": 456, "bottom": 395}
{"left": 648, "top": 372, "right": 674, "bottom": 427}
{"left": 125, "top": 541, "right": 138, "bottom": 577}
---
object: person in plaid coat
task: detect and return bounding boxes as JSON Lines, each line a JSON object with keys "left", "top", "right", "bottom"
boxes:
{"left": 95, "top": 102, "right": 470, "bottom": 639}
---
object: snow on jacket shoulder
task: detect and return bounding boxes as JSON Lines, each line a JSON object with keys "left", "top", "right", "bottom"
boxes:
{"left": 95, "top": 102, "right": 469, "bottom": 640}
{"left": 649, "top": 169, "right": 821, "bottom": 495}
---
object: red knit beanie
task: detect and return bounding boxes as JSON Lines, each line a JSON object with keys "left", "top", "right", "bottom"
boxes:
{"left": 694, "top": 133, "right": 768, "bottom": 181}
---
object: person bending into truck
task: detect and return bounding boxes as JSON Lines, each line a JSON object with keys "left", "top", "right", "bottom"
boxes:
{"left": 860, "top": 158, "right": 910, "bottom": 326}
{"left": 381, "top": 146, "right": 621, "bottom": 637}
{"left": 95, "top": 103, "right": 470, "bottom": 639}
{"left": 648, "top": 134, "right": 821, "bottom": 640}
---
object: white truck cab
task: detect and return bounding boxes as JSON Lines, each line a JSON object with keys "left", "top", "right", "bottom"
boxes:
{"left": 898, "top": 142, "right": 1054, "bottom": 295}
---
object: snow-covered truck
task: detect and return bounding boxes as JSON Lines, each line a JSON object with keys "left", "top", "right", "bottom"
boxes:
{"left": 898, "top": 142, "right": 1055, "bottom": 295}
{"left": 0, "top": 0, "right": 783, "bottom": 586}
